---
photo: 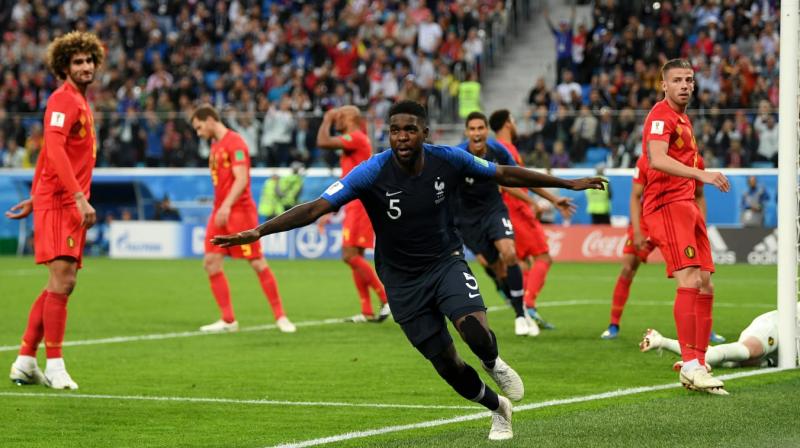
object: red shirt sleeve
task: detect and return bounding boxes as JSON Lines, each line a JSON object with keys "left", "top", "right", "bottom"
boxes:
{"left": 645, "top": 108, "right": 678, "bottom": 144}
{"left": 337, "top": 132, "right": 363, "bottom": 153}
{"left": 42, "top": 91, "right": 82, "bottom": 195}
{"left": 227, "top": 134, "right": 251, "bottom": 167}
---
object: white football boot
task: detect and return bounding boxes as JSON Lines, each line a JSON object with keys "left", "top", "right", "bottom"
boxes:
{"left": 514, "top": 317, "right": 529, "bottom": 336}
{"left": 525, "top": 315, "right": 540, "bottom": 337}
{"left": 199, "top": 319, "right": 239, "bottom": 333}
{"left": 482, "top": 357, "right": 524, "bottom": 401}
{"left": 639, "top": 328, "right": 663, "bottom": 352}
{"left": 9, "top": 357, "right": 45, "bottom": 386}
{"left": 44, "top": 360, "right": 78, "bottom": 390}
{"left": 276, "top": 316, "right": 296, "bottom": 333}
{"left": 377, "top": 303, "right": 392, "bottom": 322}
{"left": 488, "top": 396, "right": 513, "bottom": 440}
{"left": 680, "top": 367, "right": 728, "bottom": 395}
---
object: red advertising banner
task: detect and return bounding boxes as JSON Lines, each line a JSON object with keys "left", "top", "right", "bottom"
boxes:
{"left": 541, "top": 225, "right": 666, "bottom": 263}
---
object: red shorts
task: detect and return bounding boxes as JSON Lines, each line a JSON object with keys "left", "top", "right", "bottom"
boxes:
{"left": 508, "top": 206, "right": 548, "bottom": 259}
{"left": 205, "top": 205, "right": 263, "bottom": 259}
{"left": 643, "top": 200, "right": 714, "bottom": 277}
{"left": 622, "top": 224, "right": 657, "bottom": 262}
{"left": 342, "top": 200, "right": 374, "bottom": 249}
{"left": 33, "top": 206, "right": 87, "bottom": 268}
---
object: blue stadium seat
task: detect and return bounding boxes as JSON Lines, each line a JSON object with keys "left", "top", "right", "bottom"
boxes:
{"left": 204, "top": 72, "right": 220, "bottom": 89}
{"left": 585, "top": 147, "right": 610, "bottom": 166}
{"left": 751, "top": 161, "right": 774, "bottom": 168}
{"left": 581, "top": 85, "right": 592, "bottom": 104}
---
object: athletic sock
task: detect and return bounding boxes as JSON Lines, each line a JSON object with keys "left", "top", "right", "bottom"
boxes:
{"left": 505, "top": 264, "right": 525, "bottom": 317}
{"left": 694, "top": 293, "right": 714, "bottom": 365}
{"left": 705, "top": 342, "right": 751, "bottom": 366}
{"left": 43, "top": 291, "right": 69, "bottom": 359}
{"left": 19, "top": 290, "right": 47, "bottom": 357}
{"left": 209, "top": 271, "right": 235, "bottom": 323}
{"left": 483, "top": 265, "right": 504, "bottom": 293}
{"left": 660, "top": 336, "right": 682, "bottom": 354}
{"left": 443, "top": 362, "right": 500, "bottom": 411}
{"left": 347, "top": 256, "right": 387, "bottom": 304}
{"left": 674, "top": 287, "right": 699, "bottom": 363}
{"left": 257, "top": 267, "right": 285, "bottom": 320}
{"left": 350, "top": 267, "right": 373, "bottom": 316}
{"left": 524, "top": 259, "right": 550, "bottom": 308}
{"left": 610, "top": 275, "right": 633, "bottom": 326}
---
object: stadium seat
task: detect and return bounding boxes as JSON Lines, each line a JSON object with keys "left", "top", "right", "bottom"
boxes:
{"left": 751, "top": 161, "right": 775, "bottom": 168}
{"left": 585, "top": 147, "right": 610, "bottom": 166}
{"left": 204, "top": 72, "right": 221, "bottom": 89}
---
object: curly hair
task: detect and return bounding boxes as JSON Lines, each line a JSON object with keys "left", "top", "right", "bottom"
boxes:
{"left": 46, "top": 31, "right": 105, "bottom": 80}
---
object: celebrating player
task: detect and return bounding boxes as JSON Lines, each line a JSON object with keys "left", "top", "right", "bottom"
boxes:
{"left": 640, "top": 302, "right": 800, "bottom": 369}
{"left": 7, "top": 31, "right": 105, "bottom": 390}
{"left": 316, "top": 106, "right": 390, "bottom": 323}
{"left": 212, "top": 100, "right": 605, "bottom": 440}
{"left": 641, "top": 59, "right": 731, "bottom": 394}
{"left": 191, "top": 105, "right": 295, "bottom": 333}
{"left": 489, "top": 109, "right": 572, "bottom": 332}
{"left": 455, "top": 112, "right": 530, "bottom": 336}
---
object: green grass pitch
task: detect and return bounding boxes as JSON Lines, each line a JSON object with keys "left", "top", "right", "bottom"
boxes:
{"left": 1, "top": 257, "right": 797, "bottom": 447}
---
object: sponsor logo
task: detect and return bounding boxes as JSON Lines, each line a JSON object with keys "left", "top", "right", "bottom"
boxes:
{"left": 114, "top": 232, "right": 163, "bottom": 253}
{"left": 581, "top": 230, "right": 628, "bottom": 258}
{"left": 324, "top": 181, "right": 344, "bottom": 196}
{"left": 684, "top": 245, "right": 696, "bottom": 259}
{"left": 50, "top": 111, "right": 66, "bottom": 128}
{"left": 295, "top": 227, "right": 328, "bottom": 259}
{"left": 468, "top": 292, "right": 481, "bottom": 298}
{"left": 385, "top": 191, "right": 402, "bottom": 197}
{"left": 747, "top": 230, "right": 778, "bottom": 265}
{"left": 706, "top": 226, "right": 736, "bottom": 264}
{"left": 650, "top": 120, "right": 664, "bottom": 135}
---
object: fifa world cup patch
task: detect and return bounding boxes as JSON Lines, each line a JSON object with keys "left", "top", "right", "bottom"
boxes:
{"left": 67, "top": 236, "right": 75, "bottom": 248}
{"left": 50, "top": 111, "right": 66, "bottom": 128}
{"left": 684, "top": 245, "right": 696, "bottom": 259}
{"left": 650, "top": 120, "right": 665, "bottom": 135}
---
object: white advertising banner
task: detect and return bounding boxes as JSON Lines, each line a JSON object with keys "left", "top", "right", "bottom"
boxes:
{"left": 109, "top": 221, "right": 183, "bottom": 258}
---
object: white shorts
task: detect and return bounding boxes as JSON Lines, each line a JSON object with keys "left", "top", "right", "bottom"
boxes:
{"left": 738, "top": 310, "right": 779, "bottom": 356}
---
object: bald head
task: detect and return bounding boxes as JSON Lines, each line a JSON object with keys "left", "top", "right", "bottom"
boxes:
{"left": 336, "top": 106, "right": 362, "bottom": 132}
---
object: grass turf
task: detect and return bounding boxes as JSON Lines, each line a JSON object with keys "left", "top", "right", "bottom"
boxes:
{"left": 0, "top": 257, "right": 796, "bottom": 447}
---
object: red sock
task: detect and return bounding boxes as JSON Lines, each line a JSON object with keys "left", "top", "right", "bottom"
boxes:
{"left": 257, "top": 268, "right": 285, "bottom": 319}
{"left": 673, "top": 287, "right": 699, "bottom": 363}
{"left": 695, "top": 293, "right": 714, "bottom": 365}
{"left": 19, "top": 290, "right": 47, "bottom": 356}
{"left": 350, "top": 268, "right": 373, "bottom": 316}
{"left": 348, "top": 256, "right": 387, "bottom": 304}
{"left": 523, "top": 260, "right": 550, "bottom": 309}
{"left": 209, "top": 272, "right": 235, "bottom": 323}
{"left": 43, "top": 291, "right": 69, "bottom": 359}
{"left": 610, "top": 276, "right": 633, "bottom": 326}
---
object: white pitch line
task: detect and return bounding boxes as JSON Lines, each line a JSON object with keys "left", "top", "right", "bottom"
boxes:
{"left": 0, "top": 300, "right": 773, "bottom": 353}
{"left": 269, "top": 367, "right": 797, "bottom": 448}
{"left": 0, "top": 391, "right": 478, "bottom": 410}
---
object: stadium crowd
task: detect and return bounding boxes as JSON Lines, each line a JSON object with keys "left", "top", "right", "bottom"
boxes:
{"left": 0, "top": 1, "right": 784, "bottom": 169}
{"left": 0, "top": 0, "right": 513, "bottom": 168}
{"left": 518, "top": 0, "right": 781, "bottom": 169}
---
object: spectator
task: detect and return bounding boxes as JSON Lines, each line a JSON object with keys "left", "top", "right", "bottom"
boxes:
{"left": 525, "top": 140, "right": 551, "bottom": 169}
{"left": 556, "top": 69, "right": 581, "bottom": 106}
{"left": 458, "top": 71, "right": 481, "bottom": 119}
{"left": 258, "top": 174, "right": 285, "bottom": 220}
{"left": 2, "top": 139, "right": 25, "bottom": 168}
{"left": 741, "top": 176, "right": 769, "bottom": 227}
{"left": 585, "top": 166, "right": 611, "bottom": 224}
{"left": 570, "top": 104, "right": 599, "bottom": 163}
{"left": 417, "top": 11, "right": 443, "bottom": 55}
{"left": 280, "top": 162, "right": 305, "bottom": 210}
{"left": 543, "top": 5, "right": 575, "bottom": 84}
{"left": 261, "top": 96, "right": 296, "bottom": 167}
{"left": 754, "top": 114, "right": 778, "bottom": 166}
{"left": 154, "top": 197, "right": 181, "bottom": 221}
{"left": 551, "top": 140, "right": 571, "bottom": 168}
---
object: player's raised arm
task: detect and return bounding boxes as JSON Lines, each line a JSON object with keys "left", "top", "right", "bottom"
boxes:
{"left": 494, "top": 165, "right": 605, "bottom": 191}
{"left": 316, "top": 109, "right": 344, "bottom": 150}
{"left": 212, "top": 198, "right": 335, "bottom": 247}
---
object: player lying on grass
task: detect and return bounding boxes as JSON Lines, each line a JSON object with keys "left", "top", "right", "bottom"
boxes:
{"left": 212, "top": 100, "right": 605, "bottom": 441}
{"left": 641, "top": 302, "right": 800, "bottom": 369}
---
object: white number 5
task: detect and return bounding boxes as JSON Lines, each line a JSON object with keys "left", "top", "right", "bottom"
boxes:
{"left": 387, "top": 198, "right": 402, "bottom": 220}
{"left": 463, "top": 272, "right": 478, "bottom": 290}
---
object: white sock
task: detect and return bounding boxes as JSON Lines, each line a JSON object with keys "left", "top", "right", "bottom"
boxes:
{"left": 45, "top": 357, "right": 65, "bottom": 372}
{"left": 705, "top": 343, "right": 751, "bottom": 366}
{"left": 15, "top": 355, "right": 37, "bottom": 369}
{"left": 681, "top": 359, "right": 701, "bottom": 373}
{"left": 660, "top": 337, "right": 682, "bottom": 354}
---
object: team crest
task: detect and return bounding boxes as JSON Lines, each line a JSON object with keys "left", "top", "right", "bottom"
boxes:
{"left": 67, "top": 236, "right": 75, "bottom": 248}
{"left": 434, "top": 177, "right": 446, "bottom": 204}
{"left": 684, "top": 246, "right": 696, "bottom": 259}
{"left": 768, "top": 337, "right": 775, "bottom": 346}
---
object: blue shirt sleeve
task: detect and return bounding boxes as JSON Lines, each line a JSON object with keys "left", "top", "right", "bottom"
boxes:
{"left": 320, "top": 152, "right": 387, "bottom": 208}
{"left": 426, "top": 143, "right": 497, "bottom": 179}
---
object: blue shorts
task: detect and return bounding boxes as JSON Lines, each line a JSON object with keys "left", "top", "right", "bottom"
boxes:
{"left": 458, "top": 209, "right": 514, "bottom": 264}
{"left": 385, "top": 255, "right": 487, "bottom": 359}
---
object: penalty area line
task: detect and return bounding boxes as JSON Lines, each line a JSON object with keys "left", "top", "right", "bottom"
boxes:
{"left": 268, "top": 367, "right": 795, "bottom": 448}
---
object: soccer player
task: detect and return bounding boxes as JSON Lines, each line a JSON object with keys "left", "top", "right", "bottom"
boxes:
{"left": 600, "top": 154, "right": 726, "bottom": 341}
{"left": 489, "top": 109, "right": 572, "bottom": 332}
{"left": 316, "top": 106, "right": 390, "bottom": 323}
{"left": 191, "top": 105, "right": 295, "bottom": 333}
{"left": 641, "top": 59, "right": 731, "bottom": 394}
{"left": 212, "top": 100, "right": 605, "bottom": 440}
{"left": 640, "top": 302, "right": 800, "bottom": 369}
{"left": 455, "top": 112, "right": 530, "bottom": 336}
{"left": 6, "top": 31, "right": 105, "bottom": 390}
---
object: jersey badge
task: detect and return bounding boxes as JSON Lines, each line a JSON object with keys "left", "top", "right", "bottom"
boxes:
{"left": 434, "top": 178, "right": 446, "bottom": 204}
{"left": 67, "top": 236, "right": 75, "bottom": 248}
{"left": 325, "top": 181, "right": 344, "bottom": 196}
{"left": 684, "top": 245, "right": 696, "bottom": 259}
{"left": 650, "top": 120, "right": 665, "bottom": 135}
{"left": 235, "top": 150, "right": 245, "bottom": 161}
{"left": 50, "top": 112, "right": 66, "bottom": 128}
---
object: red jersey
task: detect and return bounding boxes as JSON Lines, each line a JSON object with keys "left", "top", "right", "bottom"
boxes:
{"left": 497, "top": 138, "right": 535, "bottom": 217}
{"left": 32, "top": 81, "right": 96, "bottom": 210}
{"left": 209, "top": 130, "right": 254, "bottom": 209}
{"left": 641, "top": 99, "right": 700, "bottom": 216}
{"left": 337, "top": 129, "right": 372, "bottom": 177}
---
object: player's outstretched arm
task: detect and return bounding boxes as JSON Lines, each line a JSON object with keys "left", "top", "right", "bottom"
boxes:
{"left": 5, "top": 198, "right": 33, "bottom": 220}
{"left": 648, "top": 140, "right": 730, "bottom": 192}
{"left": 211, "top": 198, "right": 335, "bottom": 247}
{"left": 494, "top": 165, "right": 605, "bottom": 191}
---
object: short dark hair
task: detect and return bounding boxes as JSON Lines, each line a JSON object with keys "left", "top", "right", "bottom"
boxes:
{"left": 191, "top": 104, "right": 220, "bottom": 122}
{"left": 465, "top": 111, "right": 488, "bottom": 127}
{"left": 388, "top": 100, "right": 427, "bottom": 123}
{"left": 489, "top": 109, "right": 511, "bottom": 133}
{"left": 660, "top": 58, "right": 693, "bottom": 80}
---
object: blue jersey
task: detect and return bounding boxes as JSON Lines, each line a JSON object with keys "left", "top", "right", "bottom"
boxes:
{"left": 454, "top": 139, "right": 516, "bottom": 222}
{"left": 321, "top": 143, "right": 497, "bottom": 282}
